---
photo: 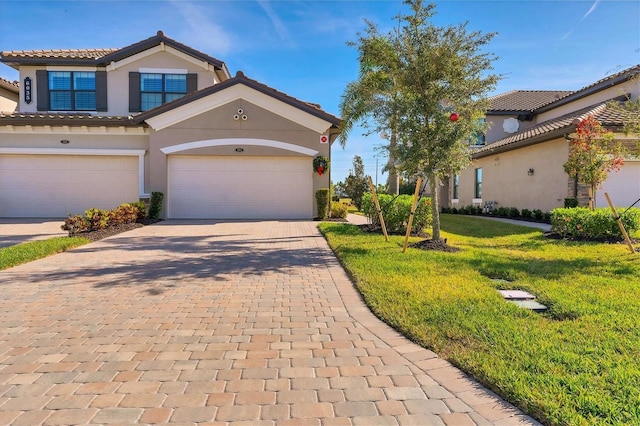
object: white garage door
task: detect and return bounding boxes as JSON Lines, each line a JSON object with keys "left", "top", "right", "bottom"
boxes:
{"left": 0, "top": 154, "right": 139, "bottom": 217}
{"left": 596, "top": 161, "right": 640, "bottom": 208}
{"left": 168, "top": 156, "right": 312, "bottom": 219}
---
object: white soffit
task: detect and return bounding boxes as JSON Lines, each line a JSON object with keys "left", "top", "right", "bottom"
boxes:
{"left": 144, "top": 84, "right": 332, "bottom": 133}
{"left": 161, "top": 138, "right": 319, "bottom": 156}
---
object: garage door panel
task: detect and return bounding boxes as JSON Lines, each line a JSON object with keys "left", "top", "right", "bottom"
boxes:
{"left": 596, "top": 162, "right": 640, "bottom": 208}
{"left": 0, "top": 155, "right": 139, "bottom": 217}
{"left": 168, "top": 156, "right": 312, "bottom": 219}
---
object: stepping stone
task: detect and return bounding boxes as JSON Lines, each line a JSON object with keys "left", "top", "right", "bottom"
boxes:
{"left": 508, "top": 299, "right": 548, "bottom": 312}
{"left": 498, "top": 290, "right": 536, "bottom": 300}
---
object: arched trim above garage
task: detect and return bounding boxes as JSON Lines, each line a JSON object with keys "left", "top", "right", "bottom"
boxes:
{"left": 160, "top": 138, "right": 319, "bottom": 156}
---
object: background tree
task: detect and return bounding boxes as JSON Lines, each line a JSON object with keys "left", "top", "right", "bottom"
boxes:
{"left": 341, "top": 155, "right": 369, "bottom": 210}
{"left": 387, "top": 0, "right": 500, "bottom": 241}
{"left": 563, "top": 115, "right": 628, "bottom": 210}
{"left": 338, "top": 20, "right": 402, "bottom": 194}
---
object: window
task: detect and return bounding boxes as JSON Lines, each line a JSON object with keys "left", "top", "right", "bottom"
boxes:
{"left": 475, "top": 168, "right": 483, "bottom": 198}
{"left": 453, "top": 174, "right": 459, "bottom": 199}
{"left": 470, "top": 118, "right": 486, "bottom": 146}
{"left": 140, "top": 73, "right": 187, "bottom": 111}
{"left": 48, "top": 71, "right": 96, "bottom": 111}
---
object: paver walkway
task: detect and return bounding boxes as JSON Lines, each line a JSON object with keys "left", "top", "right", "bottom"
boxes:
{"left": 0, "top": 220, "right": 540, "bottom": 425}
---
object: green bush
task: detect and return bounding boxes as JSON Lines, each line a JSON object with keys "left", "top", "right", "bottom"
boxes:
{"left": 508, "top": 207, "right": 520, "bottom": 219}
{"left": 362, "top": 193, "right": 432, "bottom": 234}
{"left": 148, "top": 191, "right": 164, "bottom": 220}
{"left": 564, "top": 198, "right": 579, "bottom": 208}
{"left": 551, "top": 207, "right": 640, "bottom": 240}
{"left": 315, "top": 188, "right": 330, "bottom": 219}
{"left": 496, "top": 207, "right": 509, "bottom": 217}
{"left": 132, "top": 201, "right": 147, "bottom": 222}
{"left": 533, "top": 209, "right": 544, "bottom": 221}
{"left": 330, "top": 201, "right": 349, "bottom": 219}
{"left": 521, "top": 209, "right": 532, "bottom": 219}
{"left": 85, "top": 208, "right": 110, "bottom": 230}
{"left": 61, "top": 215, "right": 89, "bottom": 236}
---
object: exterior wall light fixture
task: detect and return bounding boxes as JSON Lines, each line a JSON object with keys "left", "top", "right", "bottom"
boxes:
{"left": 528, "top": 168, "right": 534, "bottom": 176}
{"left": 60, "top": 139, "right": 70, "bottom": 144}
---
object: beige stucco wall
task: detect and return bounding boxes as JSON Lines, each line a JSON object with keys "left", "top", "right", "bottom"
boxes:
{"left": 105, "top": 50, "right": 218, "bottom": 116}
{"left": 147, "top": 99, "right": 332, "bottom": 217}
{"left": 455, "top": 138, "right": 570, "bottom": 212}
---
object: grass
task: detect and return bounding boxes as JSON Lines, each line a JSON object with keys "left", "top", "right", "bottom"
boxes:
{"left": 0, "top": 236, "right": 89, "bottom": 270}
{"left": 319, "top": 215, "right": 640, "bottom": 426}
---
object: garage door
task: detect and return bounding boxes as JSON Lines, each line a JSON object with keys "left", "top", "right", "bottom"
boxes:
{"left": 168, "top": 156, "right": 312, "bottom": 219}
{"left": 596, "top": 161, "right": 640, "bottom": 208}
{"left": 0, "top": 154, "right": 139, "bottom": 217}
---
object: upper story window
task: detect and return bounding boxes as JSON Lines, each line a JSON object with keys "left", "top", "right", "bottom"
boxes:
{"left": 453, "top": 174, "right": 459, "bottom": 199}
{"left": 140, "top": 73, "right": 187, "bottom": 111}
{"left": 48, "top": 71, "right": 96, "bottom": 111}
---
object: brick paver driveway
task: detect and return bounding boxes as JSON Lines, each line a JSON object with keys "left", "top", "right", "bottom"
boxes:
{"left": 0, "top": 220, "right": 539, "bottom": 425}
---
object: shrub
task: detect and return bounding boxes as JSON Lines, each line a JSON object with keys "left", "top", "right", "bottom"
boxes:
{"left": 521, "top": 209, "right": 532, "bottom": 219}
{"left": 315, "top": 188, "right": 330, "bottom": 219}
{"left": 507, "top": 207, "right": 520, "bottom": 219}
{"left": 109, "top": 203, "right": 139, "bottom": 226}
{"left": 564, "top": 198, "right": 579, "bottom": 208}
{"left": 330, "top": 201, "right": 349, "bottom": 219}
{"left": 148, "top": 191, "right": 164, "bottom": 220}
{"left": 533, "top": 209, "right": 544, "bottom": 221}
{"left": 132, "top": 201, "right": 147, "bottom": 222}
{"left": 362, "top": 193, "right": 432, "bottom": 234}
{"left": 550, "top": 207, "right": 640, "bottom": 240}
{"left": 496, "top": 207, "right": 509, "bottom": 217}
{"left": 85, "top": 208, "right": 110, "bottom": 230}
{"left": 61, "top": 215, "right": 89, "bottom": 236}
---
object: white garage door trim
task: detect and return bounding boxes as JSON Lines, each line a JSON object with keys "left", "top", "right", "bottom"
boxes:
{"left": 161, "top": 138, "right": 318, "bottom": 156}
{"left": 167, "top": 155, "right": 313, "bottom": 219}
{"left": 0, "top": 148, "right": 147, "bottom": 197}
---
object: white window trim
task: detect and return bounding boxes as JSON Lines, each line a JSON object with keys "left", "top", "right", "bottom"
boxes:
{"left": 0, "top": 148, "right": 147, "bottom": 198}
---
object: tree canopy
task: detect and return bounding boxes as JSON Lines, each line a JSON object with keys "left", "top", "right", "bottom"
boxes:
{"left": 339, "top": 0, "right": 501, "bottom": 240}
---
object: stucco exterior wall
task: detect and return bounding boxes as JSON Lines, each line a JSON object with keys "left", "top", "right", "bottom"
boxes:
{"left": 0, "top": 87, "right": 18, "bottom": 112}
{"left": 455, "top": 138, "right": 570, "bottom": 212}
{"left": 147, "top": 99, "right": 332, "bottom": 215}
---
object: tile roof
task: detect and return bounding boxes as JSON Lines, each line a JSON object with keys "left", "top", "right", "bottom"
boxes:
{"left": 0, "top": 48, "right": 118, "bottom": 61}
{"left": 134, "top": 71, "right": 341, "bottom": 126}
{"left": 473, "top": 101, "right": 629, "bottom": 158}
{"left": 0, "top": 77, "right": 19, "bottom": 93}
{"left": 0, "top": 112, "right": 143, "bottom": 127}
{"left": 488, "top": 90, "right": 573, "bottom": 113}
{"left": 0, "top": 31, "right": 230, "bottom": 77}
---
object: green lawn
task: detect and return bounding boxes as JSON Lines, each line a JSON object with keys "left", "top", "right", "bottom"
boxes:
{"left": 319, "top": 215, "right": 640, "bottom": 426}
{"left": 0, "top": 237, "right": 89, "bottom": 270}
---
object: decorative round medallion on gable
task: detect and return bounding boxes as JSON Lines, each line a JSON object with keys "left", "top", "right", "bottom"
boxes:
{"left": 503, "top": 117, "right": 519, "bottom": 134}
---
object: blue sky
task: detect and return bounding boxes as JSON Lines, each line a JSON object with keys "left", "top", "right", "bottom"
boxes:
{"left": 1, "top": 0, "right": 638, "bottom": 184}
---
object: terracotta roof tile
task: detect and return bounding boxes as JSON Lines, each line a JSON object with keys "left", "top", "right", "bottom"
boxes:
{"left": 0, "top": 77, "right": 19, "bottom": 93}
{"left": 1, "top": 48, "right": 118, "bottom": 60}
{"left": 474, "top": 102, "right": 629, "bottom": 158}
{"left": 0, "top": 112, "right": 142, "bottom": 127}
{"left": 488, "top": 90, "right": 573, "bottom": 112}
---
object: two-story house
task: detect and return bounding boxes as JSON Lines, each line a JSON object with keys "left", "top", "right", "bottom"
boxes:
{"left": 0, "top": 31, "right": 340, "bottom": 219}
{"left": 449, "top": 65, "right": 639, "bottom": 213}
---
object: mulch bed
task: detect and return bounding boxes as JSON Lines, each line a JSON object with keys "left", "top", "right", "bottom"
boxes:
{"left": 70, "top": 219, "right": 159, "bottom": 242}
{"left": 357, "top": 224, "right": 459, "bottom": 252}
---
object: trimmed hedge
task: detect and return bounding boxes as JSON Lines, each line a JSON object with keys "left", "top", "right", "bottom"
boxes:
{"left": 362, "top": 193, "right": 432, "bottom": 234}
{"left": 550, "top": 207, "right": 640, "bottom": 240}
{"left": 315, "top": 188, "right": 330, "bottom": 219}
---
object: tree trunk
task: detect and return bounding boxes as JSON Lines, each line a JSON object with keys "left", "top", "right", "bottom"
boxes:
{"left": 430, "top": 174, "right": 441, "bottom": 241}
{"left": 589, "top": 185, "right": 595, "bottom": 211}
{"left": 388, "top": 120, "right": 400, "bottom": 195}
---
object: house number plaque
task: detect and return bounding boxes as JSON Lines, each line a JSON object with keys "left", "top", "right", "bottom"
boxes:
{"left": 24, "top": 76, "right": 32, "bottom": 104}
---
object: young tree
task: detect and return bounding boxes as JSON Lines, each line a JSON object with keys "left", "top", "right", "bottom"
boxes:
{"left": 563, "top": 115, "right": 628, "bottom": 210}
{"left": 387, "top": 0, "right": 500, "bottom": 241}
{"left": 342, "top": 155, "right": 369, "bottom": 210}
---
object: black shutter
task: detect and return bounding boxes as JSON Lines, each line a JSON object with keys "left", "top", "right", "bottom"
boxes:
{"left": 129, "top": 72, "right": 141, "bottom": 112}
{"left": 36, "top": 70, "right": 49, "bottom": 111}
{"left": 186, "top": 73, "right": 198, "bottom": 93}
{"left": 95, "top": 71, "right": 108, "bottom": 112}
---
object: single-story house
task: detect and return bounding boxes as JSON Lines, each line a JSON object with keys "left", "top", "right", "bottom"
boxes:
{"left": 447, "top": 64, "right": 639, "bottom": 212}
{"left": 0, "top": 31, "right": 340, "bottom": 219}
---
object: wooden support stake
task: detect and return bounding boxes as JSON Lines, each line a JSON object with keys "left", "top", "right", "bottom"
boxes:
{"left": 402, "top": 176, "right": 423, "bottom": 253}
{"left": 604, "top": 192, "right": 635, "bottom": 254}
{"left": 368, "top": 176, "right": 389, "bottom": 242}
